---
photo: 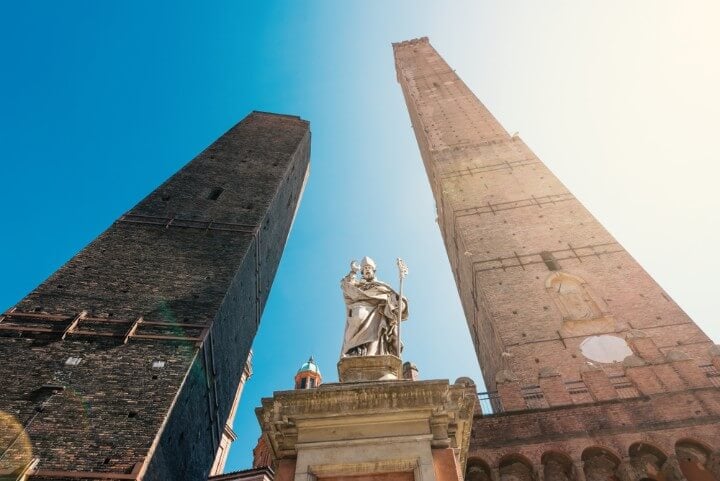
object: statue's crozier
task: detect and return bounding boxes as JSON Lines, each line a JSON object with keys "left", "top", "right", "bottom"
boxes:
{"left": 340, "top": 256, "right": 409, "bottom": 358}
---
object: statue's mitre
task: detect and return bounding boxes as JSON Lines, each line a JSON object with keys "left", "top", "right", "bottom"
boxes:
{"left": 360, "top": 256, "right": 376, "bottom": 269}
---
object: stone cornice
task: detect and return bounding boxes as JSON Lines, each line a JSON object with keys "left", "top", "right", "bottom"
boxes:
{"left": 255, "top": 379, "right": 476, "bottom": 470}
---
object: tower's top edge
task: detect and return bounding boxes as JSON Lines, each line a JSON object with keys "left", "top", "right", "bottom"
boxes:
{"left": 250, "top": 110, "right": 309, "bottom": 124}
{"left": 391, "top": 36, "right": 430, "bottom": 50}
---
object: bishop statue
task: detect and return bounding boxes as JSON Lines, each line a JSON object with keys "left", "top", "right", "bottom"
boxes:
{"left": 340, "top": 257, "right": 409, "bottom": 358}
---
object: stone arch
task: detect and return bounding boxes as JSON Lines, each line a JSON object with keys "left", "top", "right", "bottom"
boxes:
{"left": 675, "top": 439, "right": 717, "bottom": 481}
{"left": 582, "top": 446, "right": 621, "bottom": 481}
{"left": 467, "top": 458, "right": 493, "bottom": 481}
{"left": 622, "top": 442, "right": 668, "bottom": 481}
{"left": 500, "top": 454, "right": 536, "bottom": 481}
{"left": 545, "top": 272, "right": 604, "bottom": 322}
{"left": 542, "top": 451, "right": 575, "bottom": 481}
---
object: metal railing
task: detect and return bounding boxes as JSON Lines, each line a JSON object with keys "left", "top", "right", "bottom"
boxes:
{"left": 477, "top": 391, "right": 503, "bottom": 415}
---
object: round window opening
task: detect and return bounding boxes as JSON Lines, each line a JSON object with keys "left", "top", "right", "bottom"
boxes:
{"left": 579, "top": 335, "right": 632, "bottom": 363}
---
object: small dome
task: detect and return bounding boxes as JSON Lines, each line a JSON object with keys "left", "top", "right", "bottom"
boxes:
{"left": 297, "top": 356, "right": 321, "bottom": 376}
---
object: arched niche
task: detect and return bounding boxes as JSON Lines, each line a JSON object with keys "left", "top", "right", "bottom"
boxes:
{"left": 675, "top": 440, "right": 717, "bottom": 481}
{"left": 466, "top": 458, "right": 493, "bottom": 481}
{"left": 545, "top": 272, "right": 604, "bottom": 322}
{"left": 627, "top": 442, "right": 668, "bottom": 481}
{"left": 500, "top": 454, "right": 536, "bottom": 481}
{"left": 542, "top": 451, "right": 574, "bottom": 481}
{"left": 582, "top": 447, "right": 621, "bottom": 481}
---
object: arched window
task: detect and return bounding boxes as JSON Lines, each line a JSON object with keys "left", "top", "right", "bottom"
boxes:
{"left": 466, "top": 458, "right": 492, "bottom": 481}
{"left": 542, "top": 452, "right": 574, "bottom": 481}
{"left": 676, "top": 440, "right": 717, "bottom": 481}
{"left": 627, "top": 442, "right": 667, "bottom": 481}
{"left": 499, "top": 454, "right": 535, "bottom": 481}
{"left": 582, "top": 447, "right": 621, "bottom": 481}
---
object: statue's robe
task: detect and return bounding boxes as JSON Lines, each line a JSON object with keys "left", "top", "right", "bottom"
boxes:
{"left": 340, "top": 277, "right": 408, "bottom": 357}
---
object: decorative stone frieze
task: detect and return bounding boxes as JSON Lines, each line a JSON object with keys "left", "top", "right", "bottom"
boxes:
{"left": 256, "top": 379, "right": 476, "bottom": 481}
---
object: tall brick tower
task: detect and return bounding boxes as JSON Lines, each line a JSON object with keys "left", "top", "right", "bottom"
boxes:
{"left": 0, "top": 111, "right": 310, "bottom": 481}
{"left": 394, "top": 38, "right": 720, "bottom": 481}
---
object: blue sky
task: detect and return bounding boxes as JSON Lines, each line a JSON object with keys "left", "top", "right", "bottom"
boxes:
{"left": 2, "top": 0, "right": 719, "bottom": 473}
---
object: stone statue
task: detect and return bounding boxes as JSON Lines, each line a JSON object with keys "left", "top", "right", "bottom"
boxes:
{"left": 340, "top": 257, "right": 408, "bottom": 358}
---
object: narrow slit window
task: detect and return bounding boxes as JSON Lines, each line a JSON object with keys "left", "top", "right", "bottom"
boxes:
{"left": 207, "top": 187, "right": 223, "bottom": 201}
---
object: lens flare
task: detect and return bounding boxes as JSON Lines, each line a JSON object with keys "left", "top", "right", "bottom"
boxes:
{"left": 0, "top": 410, "right": 33, "bottom": 476}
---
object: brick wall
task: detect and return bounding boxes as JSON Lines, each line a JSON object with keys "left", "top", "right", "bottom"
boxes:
{"left": 392, "top": 38, "right": 713, "bottom": 390}
{"left": 0, "top": 111, "right": 310, "bottom": 480}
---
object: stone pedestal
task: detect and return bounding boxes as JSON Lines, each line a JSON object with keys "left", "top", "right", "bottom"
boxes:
{"left": 337, "top": 355, "right": 402, "bottom": 382}
{"left": 256, "top": 379, "right": 476, "bottom": 481}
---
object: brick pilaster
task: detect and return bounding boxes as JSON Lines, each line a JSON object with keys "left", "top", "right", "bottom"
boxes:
{"left": 652, "top": 362, "right": 687, "bottom": 392}
{"left": 626, "top": 331, "right": 664, "bottom": 363}
{"left": 538, "top": 367, "right": 572, "bottom": 406}
{"left": 674, "top": 361, "right": 711, "bottom": 388}
{"left": 580, "top": 367, "right": 618, "bottom": 401}
{"left": 625, "top": 367, "right": 664, "bottom": 395}
{"left": 497, "top": 381, "right": 526, "bottom": 412}
{"left": 710, "top": 344, "right": 720, "bottom": 372}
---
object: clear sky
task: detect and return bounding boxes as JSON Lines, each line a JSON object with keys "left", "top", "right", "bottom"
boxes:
{"left": 1, "top": 0, "right": 719, "bottom": 473}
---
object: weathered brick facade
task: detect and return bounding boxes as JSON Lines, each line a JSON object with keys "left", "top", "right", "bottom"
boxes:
{"left": 0, "top": 111, "right": 310, "bottom": 480}
{"left": 394, "top": 37, "right": 720, "bottom": 481}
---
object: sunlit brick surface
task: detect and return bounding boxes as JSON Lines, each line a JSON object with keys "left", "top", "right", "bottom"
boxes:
{"left": 393, "top": 37, "right": 712, "bottom": 388}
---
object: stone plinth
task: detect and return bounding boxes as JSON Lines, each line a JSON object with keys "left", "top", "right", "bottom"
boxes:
{"left": 337, "top": 355, "right": 403, "bottom": 382}
{"left": 256, "top": 379, "right": 476, "bottom": 481}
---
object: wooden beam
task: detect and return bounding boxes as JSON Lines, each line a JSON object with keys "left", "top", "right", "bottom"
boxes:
{"left": 0, "top": 306, "right": 15, "bottom": 324}
{"left": 123, "top": 317, "right": 143, "bottom": 344}
{"left": 0, "top": 325, "right": 56, "bottom": 333}
{"left": 71, "top": 330, "right": 122, "bottom": 338}
{"left": 133, "top": 334, "right": 201, "bottom": 342}
{"left": 61, "top": 311, "right": 87, "bottom": 340}
{"left": 140, "top": 320, "right": 208, "bottom": 328}
{"left": 32, "top": 469, "right": 139, "bottom": 480}
{"left": 2, "top": 311, "right": 70, "bottom": 321}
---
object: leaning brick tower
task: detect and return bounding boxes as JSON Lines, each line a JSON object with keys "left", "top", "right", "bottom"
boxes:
{"left": 0, "top": 111, "right": 310, "bottom": 481}
{"left": 393, "top": 37, "right": 720, "bottom": 481}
